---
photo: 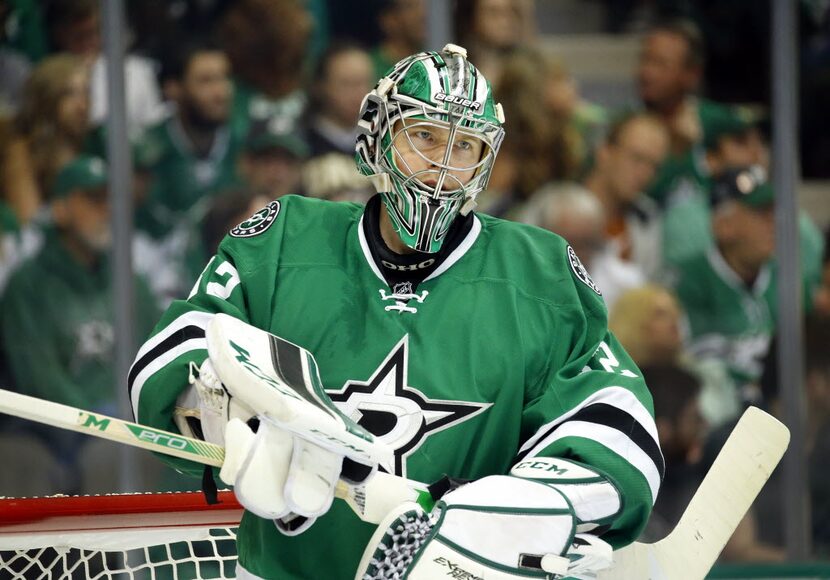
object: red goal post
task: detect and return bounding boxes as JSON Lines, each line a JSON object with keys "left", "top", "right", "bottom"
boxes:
{"left": 0, "top": 491, "right": 243, "bottom": 579}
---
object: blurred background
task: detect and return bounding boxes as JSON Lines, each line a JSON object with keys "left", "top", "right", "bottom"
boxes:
{"left": 0, "top": 0, "right": 828, "bottom": 577}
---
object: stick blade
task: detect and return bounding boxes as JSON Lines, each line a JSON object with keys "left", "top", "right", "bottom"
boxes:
{"left": 599, "top": 407, "right": 790, "bottom": 580}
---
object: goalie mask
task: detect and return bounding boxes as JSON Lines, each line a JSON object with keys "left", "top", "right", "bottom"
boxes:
{"left": 355, "top": 44, "right": 505, "bottom": 253}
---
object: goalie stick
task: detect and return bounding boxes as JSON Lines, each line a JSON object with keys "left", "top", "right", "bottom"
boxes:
{"left": 597, "top": 405, "right": 789, "bottom": 579}
{"left": 0, "top": 388, "right": 434, "bottom": 525}
{"left": 0, "top": 389, "right": 788, "bottom": 579}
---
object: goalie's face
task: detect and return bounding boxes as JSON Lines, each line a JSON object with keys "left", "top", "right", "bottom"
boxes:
{"left": 391, "top": 119, "right": 486, "bottom": 190}
{"left": 355, "top": 46, "right": 505, "bottom": 253}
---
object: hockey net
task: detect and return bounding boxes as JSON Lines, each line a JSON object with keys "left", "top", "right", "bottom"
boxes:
{"left": 0, "top": 490, "right": 242, "bottom": 579}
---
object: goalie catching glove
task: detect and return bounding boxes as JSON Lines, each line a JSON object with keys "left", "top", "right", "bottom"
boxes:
{"left": 174, "top": 314, "right": 393, "bottom": 534}
{"left": 356, "top": 457, "right": 618, "bottom": 579}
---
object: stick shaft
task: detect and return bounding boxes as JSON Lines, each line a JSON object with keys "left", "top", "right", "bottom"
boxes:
{"left": 0, "top": 389, "right": 225, "bottom": 467}
{"left": 0, "top": 388, "right": 425, "bottom": 522}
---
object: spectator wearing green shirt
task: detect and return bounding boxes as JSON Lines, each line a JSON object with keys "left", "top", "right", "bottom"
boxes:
{"left": 672, "top": 167, "right": 813, "bottom": 401}
{"left": 135, "top": 39, "right": 238, "bottom": 239}
{"left": 0, "top": 156, "right": 158, "bottom": 489}
{"left": 660, "top": 112, "right": 824, "bottom": 287}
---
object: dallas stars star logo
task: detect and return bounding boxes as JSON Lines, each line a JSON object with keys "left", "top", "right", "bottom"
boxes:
{"left": 327, "top": 335, "right": 491, "bottom": 477}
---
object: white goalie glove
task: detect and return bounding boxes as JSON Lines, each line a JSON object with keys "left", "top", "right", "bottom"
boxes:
{"left": 175, "top": 314, "right": 393, "bottom": 534}
{"left": 356, "top": 457, "right": 618, "bottom": 580}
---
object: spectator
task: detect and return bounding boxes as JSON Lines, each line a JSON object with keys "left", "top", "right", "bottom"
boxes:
{"left": 134, "top": 39, "right": 238, "bottom": 239}
{"left": 638, "top": 364, "right": 706, "bottom": 542}
{"left": 1, "top": 53, "right": 91, "bottom": 224}
{"left": 0, "top": 156, "right": 158, "bottom": 488}
{"left": 306, "top": 42, "right": 374, "bottom": 158}
{"left": 220, "top": 0, "right": 312, "bottom": 139}
{"left": 610, "top": 284, "right": 740, "bottom": 429}
{"left": 370, "top": 0, "right": 426, "bottom": 80}
{"left": 240, "top": 117, "right": 309, "bottom": 200}
{"left": 302, "top": 42, "right": 374, "bottom": 201}
{"left": 522, "top": 183, "right": 644, "bottom": 310}
{"left": 660, "top": 110, "right": 756, "bottom": 270}
{"left": 453, "top": 0, "right": 536, "bottom": 88}
{"left": 660, "top": 114, "right": 825, "bottom": 286}
{"left": 583, "top": 112, "right": 669, "bottom": 279}
{"left": 485, "top": 47, "right": 584, "bottom": 217}
{"left": 636, "top": 19, "right": 747, "bottom": 202}
{"left": 44, "top": 0, "right": 164, "bottom": 138}
{"left": 672, "top": 167, "right": 790, "bottom": 405}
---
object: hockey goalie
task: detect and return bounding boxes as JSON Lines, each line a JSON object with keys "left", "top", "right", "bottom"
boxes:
{"left": 129, "top": 44, "right": 663, "bottom": 579}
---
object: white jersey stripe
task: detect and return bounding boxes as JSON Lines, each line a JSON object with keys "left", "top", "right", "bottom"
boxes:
{"left": 132, "top": 311, "right": 213, "bottom": 363}
{"left": 130, "top": 337, "right": 208, "bottom": 419}
{"left": 526, "top": 421, "right": 661, "bottom": 504}
{"left": 519, "top": 386, "right": 659, "bottom": 456}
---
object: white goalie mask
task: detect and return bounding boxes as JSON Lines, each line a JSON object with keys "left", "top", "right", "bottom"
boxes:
{"left": 355, "top": 44, "right": 505, "bottom": 253}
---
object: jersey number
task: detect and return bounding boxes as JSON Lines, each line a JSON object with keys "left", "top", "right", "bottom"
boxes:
{"left": 595, "top": 341, "right": 638, "bottom": 378}
{"left": 188, "top": 258, "right": 241, "bottom": 300}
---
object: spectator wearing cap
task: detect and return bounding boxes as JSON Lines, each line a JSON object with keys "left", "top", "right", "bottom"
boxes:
{"left": 659, "top": 108, "right": 825, "bottom": 285}
{"left": 0, "top": 154, "right": 158, "bottom": 423}
{"left": 660, "top": 109, "right": 760, "bottom": 271}
{"left": 240, "top": 117, "right": 308, "bottom": 200}
{"left": 671, "top": 166, "right": 813, "bottom": 404}
{"left": 134, "top": 39, "right": 239, "bottom": 239}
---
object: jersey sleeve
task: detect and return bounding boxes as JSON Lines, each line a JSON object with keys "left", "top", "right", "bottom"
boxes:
{"left": 128, "top": 241, "right": 253, "bottom": 476}
{"left": 128, "top": 196, "right": 293, "bottom": 477}
{"left": 517, "top": 246, "right": 664, "bottom": 548}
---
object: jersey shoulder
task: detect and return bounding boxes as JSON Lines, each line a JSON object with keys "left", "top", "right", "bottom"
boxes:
{"left": 218, "top": 195, "right": 363, "bottom": 268}
{"left": 474, "top": 213, "right": 604, "bottom": 310}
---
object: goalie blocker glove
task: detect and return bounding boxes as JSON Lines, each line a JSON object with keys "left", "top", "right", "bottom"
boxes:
{"left": 355, "top": 457, "right": 617, "bottom": 580}
{"left": 174, "top": 314, "right": 393, "bottom": 535}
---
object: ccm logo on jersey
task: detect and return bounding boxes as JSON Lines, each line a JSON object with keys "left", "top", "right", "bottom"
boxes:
{"left": 381, "top": 258, "right": 435, "bottom": 271}
{"left": 433, "top": 93, "right": 482, "bottom": 111}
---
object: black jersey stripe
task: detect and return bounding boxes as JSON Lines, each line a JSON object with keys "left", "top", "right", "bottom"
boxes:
{"left": 128, "top": 325, "right": 206, "bottom": 395}
{"left": 569, "top": 403, "right": 665, "bottom": 478}
{"left": 515, "top": 402, "right": 664, "bottom": 479}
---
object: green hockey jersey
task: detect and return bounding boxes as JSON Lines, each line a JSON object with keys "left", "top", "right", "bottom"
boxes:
{"left": 130, "top": 195, "right": 662, "bottom": 579}
{"left": 674, "top": 248, "right": 807, "bottom": 388}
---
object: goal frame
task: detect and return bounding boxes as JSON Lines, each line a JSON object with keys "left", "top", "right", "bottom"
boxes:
{"left": 0, "top": 490, "right": 243, "bottom": 552}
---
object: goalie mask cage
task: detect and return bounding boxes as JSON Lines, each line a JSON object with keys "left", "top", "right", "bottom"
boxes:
{"left": 0, "top": 490, "right": 242, "bottom": 580}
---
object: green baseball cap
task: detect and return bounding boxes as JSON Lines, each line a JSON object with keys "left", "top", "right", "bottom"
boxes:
{"left": 245, "top": 117, "right": 309, "bottom": 159}
{"left": 710, "top": 165, "right": 774, "bottom": 209}
{"left": 53, "top": 155, "right": 108, "bottom": 198}
{"left": 703, "top": 109, "right": 752, "bottom": 151}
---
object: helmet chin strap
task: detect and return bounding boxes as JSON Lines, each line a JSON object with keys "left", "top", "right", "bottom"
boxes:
{"left": 459, "top": 197, "right": 478, "bottom": 216}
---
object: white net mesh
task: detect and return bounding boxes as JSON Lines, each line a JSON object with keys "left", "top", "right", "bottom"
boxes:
{"left": 0, "top": 491, "right": 241, "bottom": 580}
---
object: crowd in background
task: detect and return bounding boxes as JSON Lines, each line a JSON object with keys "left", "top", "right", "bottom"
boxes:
{"left": 0, "top": 0, "right": 829, "bottom": 565}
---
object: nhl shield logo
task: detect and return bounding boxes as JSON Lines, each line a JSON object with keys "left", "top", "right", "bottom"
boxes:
{"left": 230, "top": 201, "right": 281, "bottom": 238}
{"left": 567, "top": 245, "right": 602, "bottom": 295}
